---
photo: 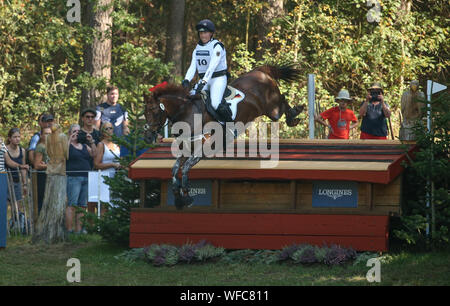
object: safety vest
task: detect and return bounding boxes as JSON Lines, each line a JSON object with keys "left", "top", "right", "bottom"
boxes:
{"left": 194, "top": 39, "right": 227, "bottom": 75}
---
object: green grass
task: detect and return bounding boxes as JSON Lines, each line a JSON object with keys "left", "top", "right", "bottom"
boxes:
{"left": 1, "top": 235, "right": 449, "bottom": 286}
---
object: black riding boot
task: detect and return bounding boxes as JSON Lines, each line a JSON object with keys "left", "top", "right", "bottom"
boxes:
{"left": 216, "top": 99, "right": 233, "bottom": 122}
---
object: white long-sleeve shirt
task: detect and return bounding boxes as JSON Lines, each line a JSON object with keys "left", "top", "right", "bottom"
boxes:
{"left": 184, "top": 39, "right": 227, "bottom": 84}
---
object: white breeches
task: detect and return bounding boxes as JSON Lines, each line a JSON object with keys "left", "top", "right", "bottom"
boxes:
{"left": 204, "top": 75, "right": 227, "bottom": 109}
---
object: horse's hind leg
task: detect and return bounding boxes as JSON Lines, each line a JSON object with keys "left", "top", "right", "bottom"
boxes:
{"left": 282, "top": 94, "right": 305, "bottom": 127}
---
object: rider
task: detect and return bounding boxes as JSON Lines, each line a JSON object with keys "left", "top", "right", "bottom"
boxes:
{"left": 181, "top": 19, "right": 232, "bottom": 122}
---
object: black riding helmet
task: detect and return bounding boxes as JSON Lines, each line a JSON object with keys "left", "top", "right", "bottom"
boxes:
{"left": 196, "top": 19, "right": 215, "bottom": 33}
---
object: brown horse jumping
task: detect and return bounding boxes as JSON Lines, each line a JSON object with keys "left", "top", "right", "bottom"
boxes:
{"left": 144, "top": 64, "right": 304, "bottom": 208}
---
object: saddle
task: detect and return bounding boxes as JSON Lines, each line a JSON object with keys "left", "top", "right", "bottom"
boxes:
{"left": 200, "top": 86, "right": 244, "bottom": 123}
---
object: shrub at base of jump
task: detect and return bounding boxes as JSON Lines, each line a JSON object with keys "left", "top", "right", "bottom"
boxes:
{"left": 117, "top": 242, "right": 359, "bottom": 267}
{"left": 143, "top": 240, "right": 225, "bottom": 266}
{"left": 278, "top": 244, "right": 357, "bottom": 266}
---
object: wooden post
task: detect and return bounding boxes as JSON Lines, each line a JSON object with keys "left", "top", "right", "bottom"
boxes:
{"left": 160, "top": 181, "right": 168, "bottom": 207}
{"left": 290, "top": 180, "right": 297, "bottom": 209}
{"left": 212, "top": 179, "right": 220, "bottom": 209}
{"left": 139, "top": 180, "right": 146, "bottom": 208}
{"left": 31, "top": 171, "right": 39, "bottom": 223}
{"left": 32, "top": 174, "right": 67, "bottom": 243}
{"left": 367, "top": 183, "right": 374, "bottom": 211}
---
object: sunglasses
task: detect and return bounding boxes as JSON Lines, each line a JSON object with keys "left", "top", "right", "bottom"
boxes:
{"left": 104, "top": 127, "right": 113, "bottom": 130}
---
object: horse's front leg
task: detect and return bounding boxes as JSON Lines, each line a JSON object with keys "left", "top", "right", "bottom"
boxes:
{"left": 171, "top": 156, "right": 186, "bottom": 209}
{"left": 180, "top": 155, "right": 202, "bottom": 208}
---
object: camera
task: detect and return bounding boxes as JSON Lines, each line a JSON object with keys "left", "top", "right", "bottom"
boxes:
{"left": 77, "top": 131, "right": 88, "bottom": 144}
{"left": 370, "top": 91, "right": 381, "bottom": 103}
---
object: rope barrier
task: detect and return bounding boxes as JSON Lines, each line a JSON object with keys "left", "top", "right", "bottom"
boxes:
{"left": 3, "top": 167, "right": 117, "bottom": 236}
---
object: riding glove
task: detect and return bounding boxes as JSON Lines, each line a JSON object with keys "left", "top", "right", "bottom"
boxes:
{"left": 195, "top": 80, "right": 206, "bottom": 94}
{"left": 181, "top": 79, "right": 190, "bottom": 89}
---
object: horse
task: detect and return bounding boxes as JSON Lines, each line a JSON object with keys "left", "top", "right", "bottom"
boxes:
{"left": 143, "top": 64, "right": 305, "bottom": 209}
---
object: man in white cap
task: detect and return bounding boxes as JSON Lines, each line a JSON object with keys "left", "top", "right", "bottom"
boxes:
{"left": 315, "top": 89, "right": 358, "bottom": 139}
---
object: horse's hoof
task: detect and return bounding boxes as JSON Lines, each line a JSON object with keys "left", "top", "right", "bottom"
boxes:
{"left": 295, "top": 104, "right": 305, "bottom": 113}
{"left": 174, "top": 193, "right": 185, "bottom": 210}
{"left": 183, "top": 195, "right": 194, "bottom": 208}
{"left": 286, "top": 118, "right": 300, "bottom": 127}
{"left": 175, "top": 199, "right": 185, "bottom": 210}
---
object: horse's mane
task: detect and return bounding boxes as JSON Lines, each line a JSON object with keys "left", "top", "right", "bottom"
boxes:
{"left": 254, "top": 64, "right": 301, "bottom": 83}
{"left": 151, "top": 83, "right": 189, "bottom": 100}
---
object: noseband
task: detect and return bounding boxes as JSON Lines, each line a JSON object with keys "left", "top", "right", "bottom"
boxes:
{"left": 144, "top": 95, "right": 191, "bottom": 133}
{"left": 144, "top": 103, "right": 167, "bottom": 133}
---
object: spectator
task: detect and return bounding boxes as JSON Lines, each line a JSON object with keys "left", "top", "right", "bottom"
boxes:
{"left": 95, "top": 86, "right": 129, "bottom": 137}
{"left": 79, "top": 108, "right": 101, "bottom": 147}
{"left": 94, "top": 122, "right": 121, "bottom": 206}
{"left": 0, "top": 135, "right": 6, "bottom": 172}
{"left": 32, "top": 127, "right": 52, "bottom": 213}
{"left": 65, "top": 124, "right": 96, "bottom": 234}
{"left": 359, "top": 82, "right": 391, "bottom": 139}
{"left": 315, "top": 89, "right": 359, "bottom": 139}
{"left": 4, "top": 128, "right": 29, "bottom": 207}
{"left": 27, "top": 113, "right": 54, "bottom": 165}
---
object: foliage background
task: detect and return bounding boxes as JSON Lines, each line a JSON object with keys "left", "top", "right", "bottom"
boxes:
{"left": 0, "top": 0, "right": 448, "bottom": 140}
{"left": 0, "top": 0, "right": 448, "bottom": 248}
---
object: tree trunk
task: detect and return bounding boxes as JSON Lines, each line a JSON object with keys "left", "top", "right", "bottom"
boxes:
{"left": 81, "top": 0, "right": 113, "bottom": 111}
{"left": 165, "top": 0, "right": 185, "bottom": 78}
{"left": 256, "top": 0, "right": 284, "bottom": 60}
{"left": 32, "top": 175, "right": 67, "bottom": 244}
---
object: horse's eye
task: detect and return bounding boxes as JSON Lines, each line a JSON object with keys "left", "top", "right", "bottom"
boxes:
{"left": 143, "top": 124, "right": 149, "bottom": 131}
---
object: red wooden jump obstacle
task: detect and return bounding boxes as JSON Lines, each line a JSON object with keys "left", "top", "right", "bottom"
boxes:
{"left": 128, "top": 139, "right": 416, "bottom": 252}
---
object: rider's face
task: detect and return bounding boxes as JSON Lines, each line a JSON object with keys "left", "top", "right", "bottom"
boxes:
{"left": 199, "top": 31, "right": 213, "bottom": 44}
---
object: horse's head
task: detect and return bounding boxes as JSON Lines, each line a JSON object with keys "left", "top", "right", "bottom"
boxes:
{"left": 143, "top": 91, "right": 168, "bottom": 144}
{"left": 143, "top": 83, "right": 191, "bottom": 143}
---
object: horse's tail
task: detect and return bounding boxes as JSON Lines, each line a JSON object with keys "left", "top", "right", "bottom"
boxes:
{"left": 256, "top": 64, "right": 301, "bottom": 83}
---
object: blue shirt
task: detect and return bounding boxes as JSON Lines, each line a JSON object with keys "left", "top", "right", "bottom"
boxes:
{"left": 96, "top": 103, "right": 128, "bottom": 137}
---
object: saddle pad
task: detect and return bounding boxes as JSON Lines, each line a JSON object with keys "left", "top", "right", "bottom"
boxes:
{"left": 225, "top": 86, "right": 245, "bottom": 120}
{"left": 224, "top": 85, "right": 243, "bottom": 101}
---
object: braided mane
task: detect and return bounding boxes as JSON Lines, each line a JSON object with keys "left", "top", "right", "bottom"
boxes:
{"left": 151, "top": 83, "right": 190, "bottom": 100}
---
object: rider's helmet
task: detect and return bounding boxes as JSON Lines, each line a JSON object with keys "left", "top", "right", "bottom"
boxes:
{"left": 196, "top": 19, "right": 215, "bottom": 33}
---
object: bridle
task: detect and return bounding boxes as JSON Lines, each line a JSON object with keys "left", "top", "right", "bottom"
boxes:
{"left": 144, "top": 95, "right": 192, "bottom": 134}
{"left": 144, "top": 104, "right": 167, "bottom": 134}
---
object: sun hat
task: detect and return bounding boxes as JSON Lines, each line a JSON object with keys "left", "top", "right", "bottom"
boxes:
{"left": 369, "top": 82, "right": 384, "bottom": 93}
{"left": 335, "top": 89, "right": 352, "bottom": 101}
